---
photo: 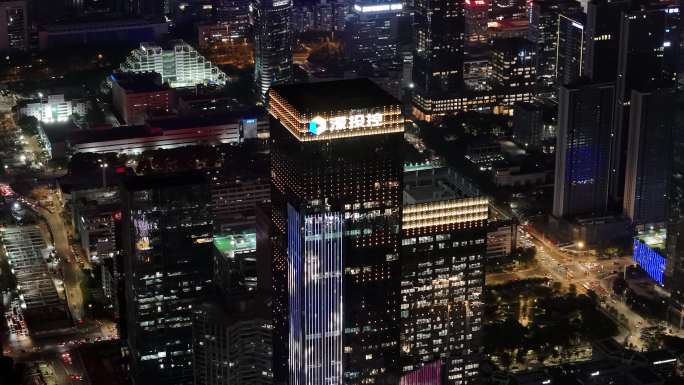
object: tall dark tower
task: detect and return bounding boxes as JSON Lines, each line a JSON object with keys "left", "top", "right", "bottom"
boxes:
{"left": 622, "top": 88, "right": 674, "bottom": 226}
{"left": 527, "top": 0, "right": 583, "bottom": 93}
{"left": 411, "top": 0, "right": 466, "bottom": 119}
{"left": 609, "top": 3, "right": 680, "bottom": 203}
{"left": 553, "top": 81, "right": 614, "bottom": 218}
{"left": 583, "top": 0, "right": 631, "bottom": 82}
{"left": 556, "top": 13, "right": 586, "bottom": 86}
{"left": 268, "top": 79, "right": 405, "bottom": 385}
{"left": 346, "top": 1, "right": 402, "bottom": 72}
{"left": 666, "top": 92, "right": 684, "bottom": 326}
{"left": 121, "top": 173, "right": 214, "bottom": 385}
{"left": 254, "top": 0, "right": 293, "bottom": 102}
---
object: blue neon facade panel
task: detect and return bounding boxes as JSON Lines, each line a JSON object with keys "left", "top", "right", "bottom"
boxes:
{"left": 632, "top": 238, "right": 666, "bottom": 286}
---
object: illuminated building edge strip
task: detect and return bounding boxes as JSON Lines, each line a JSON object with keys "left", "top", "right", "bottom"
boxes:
{"left": 403, "top": 199, "right": 488, "bottom": 230}
{"left": 268, "top": 90, "right": 404, "bottom": 141}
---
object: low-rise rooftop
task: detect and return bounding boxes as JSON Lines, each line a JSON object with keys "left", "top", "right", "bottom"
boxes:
{"left": 111, "top": 72, "right": 167, "bottom": 93}
{"left": 403, "top": 163, "right": 482, "bottom": 205}
{"left": 214, "top": 231, "right": 257, "bottom": 258}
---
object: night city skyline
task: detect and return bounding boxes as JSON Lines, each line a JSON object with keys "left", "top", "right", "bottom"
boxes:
{"left": 0, "top": 0, "right": 682, "bottom": 385}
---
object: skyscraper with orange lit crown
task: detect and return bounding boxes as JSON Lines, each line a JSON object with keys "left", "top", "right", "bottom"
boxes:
{"left": 267, "top": 79, "right": 405, "bottom": 385}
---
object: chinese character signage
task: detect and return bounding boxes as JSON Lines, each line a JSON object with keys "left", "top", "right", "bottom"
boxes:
{"left": 308, "top": 113, "right": 384, "bottom": 135}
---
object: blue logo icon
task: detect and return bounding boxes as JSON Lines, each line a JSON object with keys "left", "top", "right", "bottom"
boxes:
{"left": 308, "top": 116, "right": 327, "bottom": 135}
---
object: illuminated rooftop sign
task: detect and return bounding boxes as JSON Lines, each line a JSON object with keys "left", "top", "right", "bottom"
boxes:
{"left": 269, "top": 103, "right": 403, "bottom": 141}
{"left": 267, "top": 79, "right": 404, "bottom": 141}
{"left": 353, "top": 3, "right": 403, "bottom": 12}
{"left": 308, "top": 113, "right": 383, "bottom": 135}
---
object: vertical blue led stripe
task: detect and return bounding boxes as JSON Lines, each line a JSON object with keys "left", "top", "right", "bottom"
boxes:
{"left": 289, "top": 207, "right": 344, "bottom": 385}
{"left": 303, "top": 212, "right": 343, "bottom": 385}
{"left": 288, "top": 204, "right": 302, "bottom": 385}
{"left": 633, "top": 239, "right": 666, "bottom": 286}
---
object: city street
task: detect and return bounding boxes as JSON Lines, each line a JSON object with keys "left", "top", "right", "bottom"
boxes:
{"left": 15, "top": 345, "right": 91, "bottom": 385}
{"left": 0, "top": 181, "right": 120, "bottom": 385}
{"left": 35, "top": 194, "right": 86, "bottom": 322}
{"left": 515, "top": 227, "right": 668, "bottom": 349}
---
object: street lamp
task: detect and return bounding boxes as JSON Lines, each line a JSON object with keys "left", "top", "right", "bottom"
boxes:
{"left": 100, "top": 163, "right": 108, "bottom": 188}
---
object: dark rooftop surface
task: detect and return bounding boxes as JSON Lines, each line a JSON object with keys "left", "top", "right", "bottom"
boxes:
{"left": 46, "top": 110, "right": 264, "bottom": 145}
{"left": 58, "top": 126, "right": 154, "bottom": 144}
{"left": 271, "top": 78, "right": 400, "bottom": 113}
{"left": 112, "top": 72, "right": 167, "bottom": 93}
{"left": 123, "top": 171, "right": 207, "bottom": 191}
{"left": 42, "top": 17, "right": 165, "bottom": 32}
{"left": 491, "top": 37, "right": 535, "bottom": 52}
{"left": 147, "top": 111, "right": 260, "bottom": 130}
{"left": 629, "top": 367, "right": 662, "bottom": 384}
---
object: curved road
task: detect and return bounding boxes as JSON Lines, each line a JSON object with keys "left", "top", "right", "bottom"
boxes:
{"left": 36, "top": 204, "right": 85, "bottom": 322}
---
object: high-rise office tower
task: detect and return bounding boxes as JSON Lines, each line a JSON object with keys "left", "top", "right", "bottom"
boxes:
{"left": 401, "top": 165, "right": 488, "bottom": 385}
{"left": 192, "top": 295, "right": 273, "bottom": 385}
{"left": 216, "top": 0, "right": 252, "bottom": 39}
{"left": 608, "top": 3, "right": 680, "bottom": 203}
{"left": 666, "top": 92, "right": 684, "bottom": 326}
{"left": 0, "top": 1, "right": 28, "bottom": 52}
{"left": 527, "top": 0, "right": 583, "bottom": 92}
{"left": 412, "top": 0, "right": 466, "bottom": 118}
{"left": 583, "top": 0, "right": 631, "bottom": 82}
{"left": 464, "top": 0, "right": 489, "bottom": 45}
{"left": 490, "top": 38, "right": 537, "bottom": 94}
{"left": 268, "top": 79, "right": 405, "bottom": 385}
{"left": 552, "top": 81, "right": 614, "bottom": 218}
{"left": 122, "top": 173, "right": 213, "bottom": 385}
{"left": 556, "top": 13, "right": 585, "bottom": 86}
{"left": 623, "top": 88, "right": 674, "bottom": 226}
{"left": 253, "top": 0, "right": 293, "bottom": 102}
{"left": 346, "top": 1, "right": 403, "bottom": 72}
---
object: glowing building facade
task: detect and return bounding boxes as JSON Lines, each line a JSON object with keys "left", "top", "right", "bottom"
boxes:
{"left": 633, "top": 229, "right": 666, "bottom": 286}
{"left": 268, "top": 79, "right": 404, "bottom": 385}
{"left": 120, "top": 40, "right": 227, "bottom": 88}
{"left": 19, "top": 94, "right": 87, "bottom": 124}
{"left": 401, "top": 165, "right": 488, "bottom": 385}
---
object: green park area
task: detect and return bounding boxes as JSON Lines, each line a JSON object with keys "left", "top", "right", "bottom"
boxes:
{"left": 483, "top": 278, "right": 619, "bottom": 371}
